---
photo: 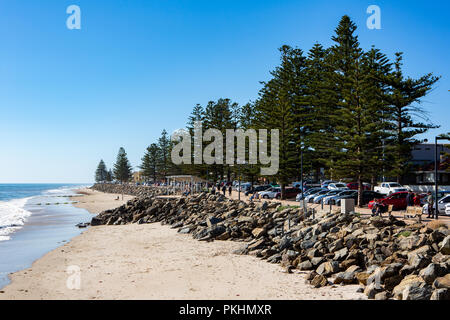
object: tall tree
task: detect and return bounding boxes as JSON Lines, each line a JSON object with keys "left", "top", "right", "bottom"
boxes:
{"left": 383, "top": 52, "right": 440, "bottom": 183}
{"left": 203, "top": 99, "right": 235, "bottom": 181}
{"left": 255, "top": 45, "right": 307, "bottom": 198}
{"left": 326, "top": 16, "right": 391, "bottom": 206}
{"left": 305, "top": 43, "right": 339, "bottom": 181}
{"left": 95, "top": 159, "right": 108, "bottom": 182}
{"left": 186, "top": 104, "right": 206, "bottom": 178}
{"left": 113, "top": 147, "right": 133, "bottom": 183}
{"left": 158, "top": 129, "right": 172, "bottom": 177}
{"left": 238, "top": 102, "right": 260, "bottom": 186}
{"left": 140, "top": 143, "right": 161, "bottom": 182}
{"left": 106, "top": 169, "right": 113, "bottom": 182}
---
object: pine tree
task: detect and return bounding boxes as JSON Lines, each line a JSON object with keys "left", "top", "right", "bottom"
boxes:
{"left": 157, "top": 129, "right": 182, "bottom": 177}
{"left": 95, "top": 160, "right": 108, "bottom": 182}
{"left": 239, "top": 102, "right": 260, "bottom": 186}
{"left": 305, "top": 43, "right": 339, "bottom": 181}
{"left": 140, "top": 143, "right": 161, "bottom": 182}
{"left": 106, "top": 169, "right": 113, "bottom": 182}
{"left": 326, "top": 16, "right": 391, "bottom": 206}
{"left": 203, "top": 99, "right": 235, "bottom": 181}
{"left": 186, "top": 104, "right": 206, "bottom": 178}
{"left": 113, "top": 147, "right": 133, "bottom": 183}
{"left": 255, "top": 45, "right": 307, "bottom": 198}
{"left": 383, "top": 52, "right": 440, "bottom": 183}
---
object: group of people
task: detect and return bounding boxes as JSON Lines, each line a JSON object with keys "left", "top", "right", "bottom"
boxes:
{"left": 210, "top": 183, "right": 232, "bottom": 197}
{"left": 371, "top": 190, "right": 437, "bottom": 219}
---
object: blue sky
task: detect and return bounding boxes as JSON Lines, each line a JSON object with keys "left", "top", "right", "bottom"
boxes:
{"left": 0, "top": 0, "right": 449, "bottom": 183}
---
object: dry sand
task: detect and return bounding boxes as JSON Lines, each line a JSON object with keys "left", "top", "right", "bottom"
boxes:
{"left": 0, "top": 189, "right": 366, "bottom": 300}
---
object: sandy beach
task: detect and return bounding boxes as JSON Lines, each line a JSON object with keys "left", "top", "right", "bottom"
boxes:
{"left": 0, "top": 189, "right": 365, "bottom": 300}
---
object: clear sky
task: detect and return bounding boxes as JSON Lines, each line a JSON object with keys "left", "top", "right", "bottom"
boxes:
{"left": 0, "top": 0, "right": 449, "bottom": 183}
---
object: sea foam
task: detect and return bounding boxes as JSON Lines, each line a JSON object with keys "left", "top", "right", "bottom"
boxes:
{"left": 0, "top": 197, "right": 32, "bottom": 241}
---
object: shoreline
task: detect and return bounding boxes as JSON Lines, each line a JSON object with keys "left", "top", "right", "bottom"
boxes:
{"left": 0, "top": 188, "right": 366, "bottom": 300}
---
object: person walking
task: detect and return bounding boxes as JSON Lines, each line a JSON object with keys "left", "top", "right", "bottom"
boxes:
{"left": 222, "top": 185, "right": 226, "bottom": 196}
{"left": 413, "top": 193, "right": 421, "bottom": 206}
{"left": 406, "top": 191, "right": 415, "bottom": 207}
{"left": 228, "top": 185, "right": 232, "bottom": 197}
{"left": 426, "top": 192, "right": 435, "bottom": 219}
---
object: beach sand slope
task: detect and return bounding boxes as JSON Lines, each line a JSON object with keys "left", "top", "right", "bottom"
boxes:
{"left": 0, "top": 190, "right": 366, "bottom": 300}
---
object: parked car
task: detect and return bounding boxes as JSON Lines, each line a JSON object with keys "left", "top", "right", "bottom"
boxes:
{"left": 323, "top": 190, "right": 358, "bottom": 205}
{"left": 306, "top": 189, "right": 330, "bottom": 203}
{"left": 235, "top": 182, "right": 251, "bottom": 192}
{"left": 245, "top": 185, "right": 271, "bottom": 196}
{"left": 368, "top": 191, "right": 409, "bottom": 210}
{"left": 347, "top": 182, "right": 371, "bottom": 191}
{"left": 327, "top": 182, "right": 349, "bottom": 190}
{"left": 313, "top": 190, "right": 342, "bottom": 204}
{"left": 374, "top": 182, "right": 408, "bottom": 195}
{"left": 258, "top": 187, "right": 281, "bottom": 199}
{"left": 445, "top": 203, "right": 450, "bottom": 216}
{"left": 296, "top": 187, "right": 323, "bottom": 201}
{"left": 321, "top": 180, "right": 337, "bottom": 188}
{"left": 275, "top": 187, "right": 301, "bottom": 199}
{"left": 422, "top": 194, "right": 450, "bottom": 215}
{"left": 336, "top": 191, "right": 385, "bottom": 206}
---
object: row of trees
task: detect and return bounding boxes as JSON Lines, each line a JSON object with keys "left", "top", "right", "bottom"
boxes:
{"left": 174, "top": 15, "right": 439, "bottom": 205}
{"left": 95, "top": 147, "right": 133, "bottom": 183}
{"left": 99, "top": 15, "right": 440, "bottom": 206}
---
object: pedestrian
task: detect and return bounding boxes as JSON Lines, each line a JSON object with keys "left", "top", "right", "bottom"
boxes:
{"left": 406, "top": 191, "right": 414, "bottom": 207}
{"left": 228, "top": 185, "right": 232, "bottom": 197}
{"left": 426, "top": 192, "right": 435, "bottom": 219}
{"left": 371, "top": 198, "right": 379, "bottom": 216}
{"left": 222, "top": 185, "right": 226, "bottom": 196}
{"left": 413, "top": 193, "right": 421, "bottom": 206}
{"left": 211, "top": 185, "right": 216, "bottom": 195}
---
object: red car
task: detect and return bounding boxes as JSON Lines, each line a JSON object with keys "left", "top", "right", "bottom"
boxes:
{"left": 347, "top": 182, "right": 371, "bottom": 191}
{"left": 368, "top": 191, "right": 409, "bottom": 210}
{"left": 275, "top": 187, "right": 301, "bottom": 199}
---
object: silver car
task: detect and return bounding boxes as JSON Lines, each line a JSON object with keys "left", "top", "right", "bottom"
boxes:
{"left": 313, "top": 190, "right": 342, "bottom": 204}
{"left": 324, "top": 190, "right": 357, "bottom": 205}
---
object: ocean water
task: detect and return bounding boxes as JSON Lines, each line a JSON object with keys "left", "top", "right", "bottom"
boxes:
{"left": 0, "top": 183, "right": 93, "bottom": 289}
{"left": 0, "top": 184, "right": 87, "bottom": 241}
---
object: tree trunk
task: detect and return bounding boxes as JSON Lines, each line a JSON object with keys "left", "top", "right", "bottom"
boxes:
{"left": 281, "top": 183, "right": 286, "bottom": 200}
{"left": 357, "top": 175, "right": 363, "bottom": 208}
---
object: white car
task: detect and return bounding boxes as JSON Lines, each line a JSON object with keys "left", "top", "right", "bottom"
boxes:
{"left": 422, "top": 194, "right": 450, "bottom": 215}
{"left": 446, "top": 204, "right": 450, "bottom": 216}
{"left": 327, "top": 183, "right": 348, "bottom": 190}
{"left": 258, "top": 187, "right": 281, "bottom": 199}
{"left": 374, "top": 182, "right": 408, "bottom": 195}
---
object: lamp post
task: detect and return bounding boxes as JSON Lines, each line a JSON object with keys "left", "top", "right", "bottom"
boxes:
{"left": 238, "top": 164, "right": 241, "bottom": 201}
{"left": 434, "top": 136, "right": 449, "bottom": 219}
{"left": 300, "top": 146, "right": 304, "bottom": 201}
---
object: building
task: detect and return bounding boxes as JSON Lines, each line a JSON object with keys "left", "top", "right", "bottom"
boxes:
{"left": 411, "top": 143, "right": 450, "bottom": 167}
{"left": 406, "top": 143, "right": 450, "bottom": 185}
{"left": 132, "top": 171, "right": 144, "bottom": 183}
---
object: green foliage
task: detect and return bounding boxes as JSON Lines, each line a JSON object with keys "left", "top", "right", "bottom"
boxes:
{"left": 113, "top": 147, "right": 133, "bottom": 183}
{"left": 383, "top": 52, "right": 440, "bottom": 182}
{"left": 140, "top": 143, "right": 161, "bottom": 182}
{"left": 95, "top": 159, "right": 108, "bottom": 182}
{"left": 96, "top": 15, "right": 440, "bottom": 199}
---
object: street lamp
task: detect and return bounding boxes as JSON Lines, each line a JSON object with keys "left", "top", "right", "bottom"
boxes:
{"left": 435, "top": 135, "right": 449, "bottom": 219}
{"left": 300, "top": 144, "right": 304, "bottom": 201}
{"left": 237, "top": 160, "right": 247, "bottom": 201}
